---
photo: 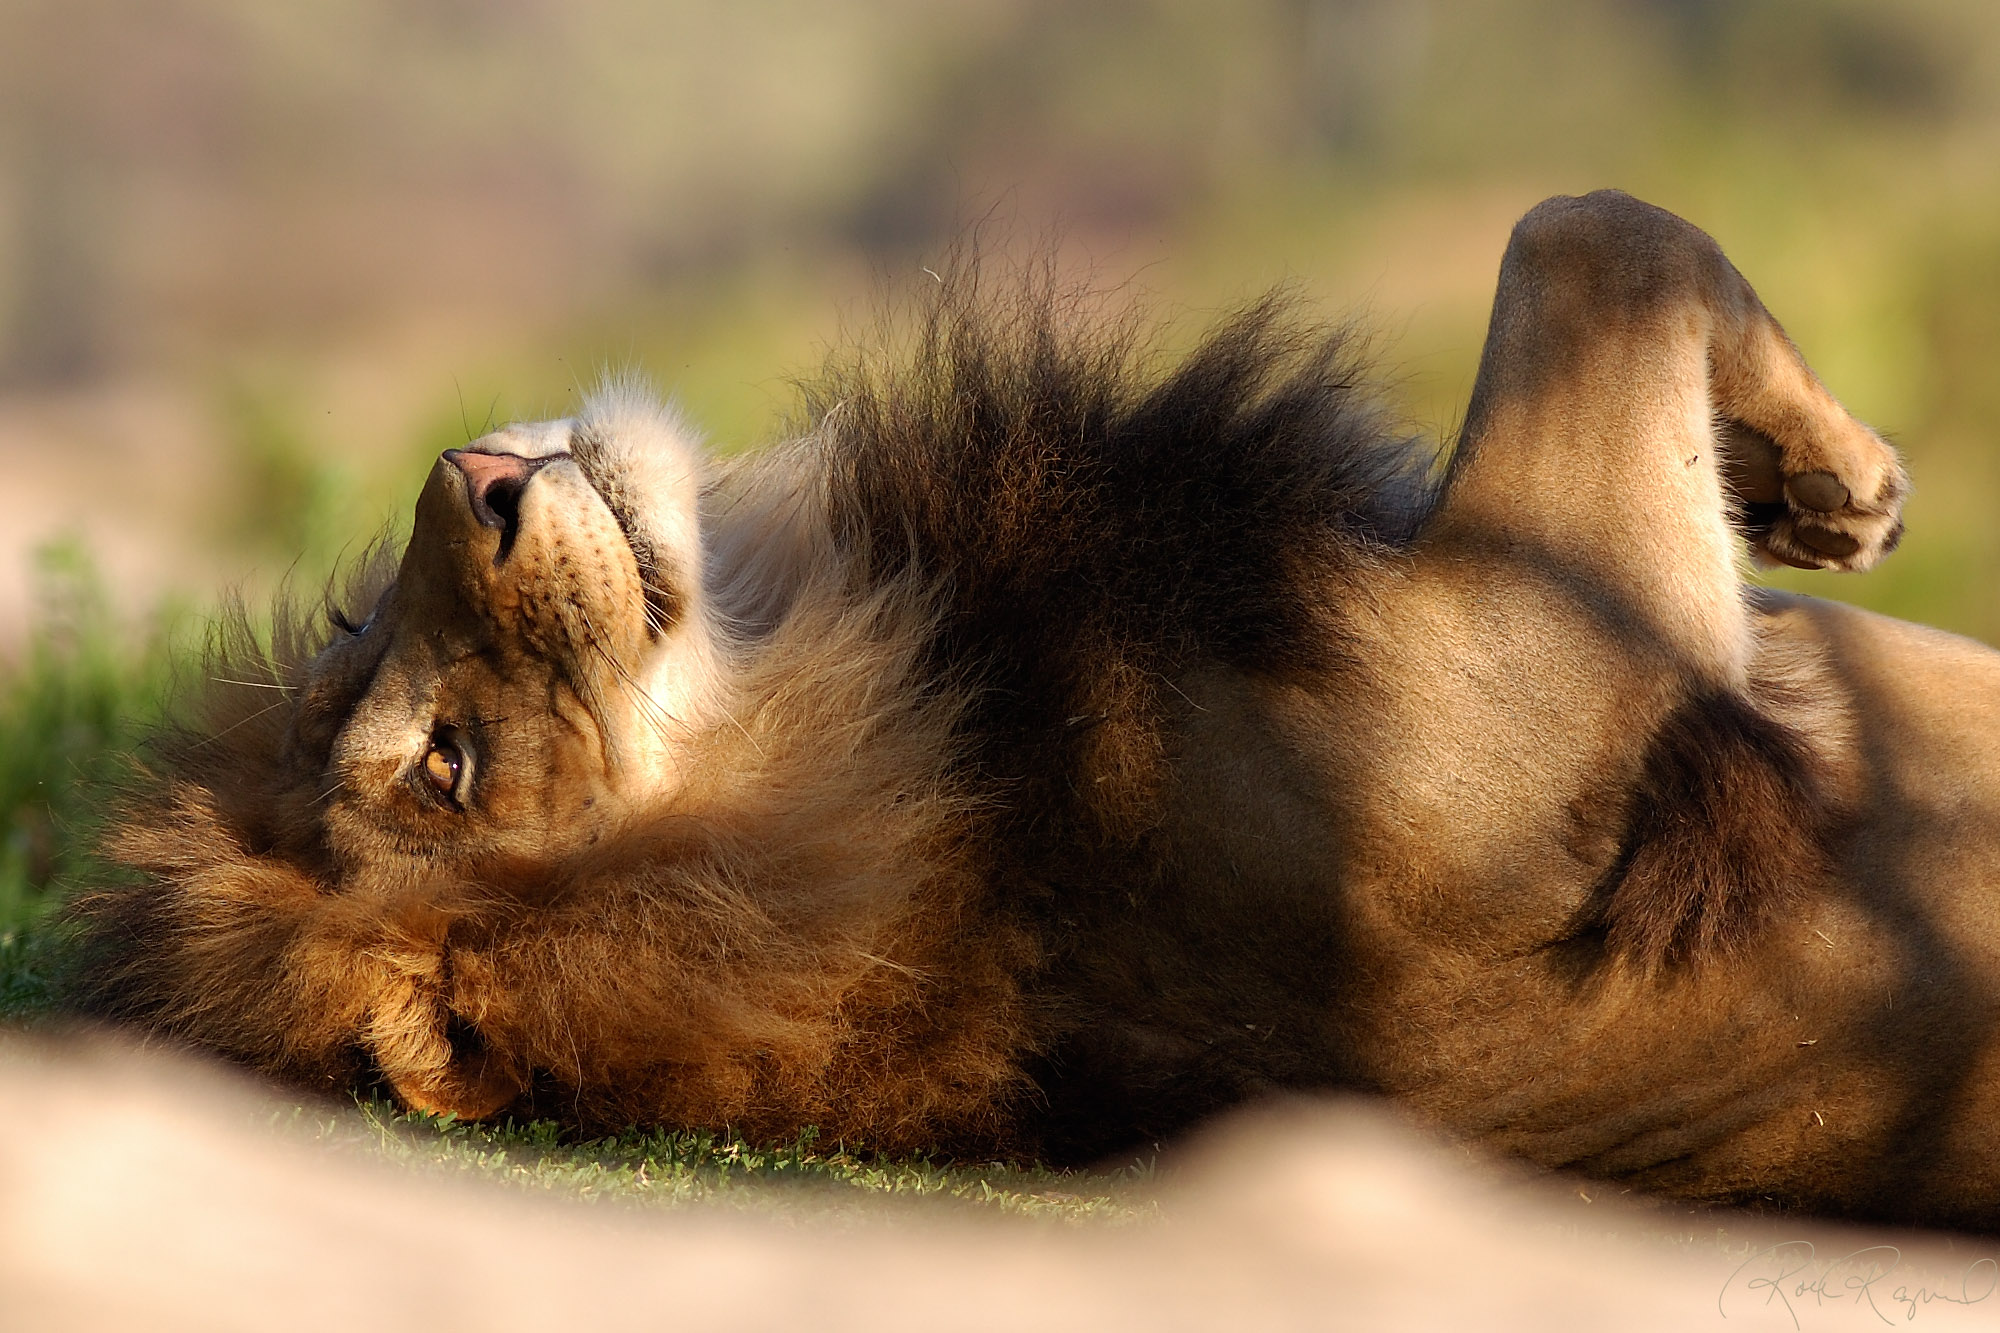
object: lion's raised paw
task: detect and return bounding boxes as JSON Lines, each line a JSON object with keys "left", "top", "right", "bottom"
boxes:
{"left": 1721, "top": 420, "right": 1908, "bottom": 572}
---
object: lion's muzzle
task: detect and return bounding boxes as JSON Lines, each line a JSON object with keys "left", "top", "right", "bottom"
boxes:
{"left": 443, "top": 448, "right": 561, "bottom": 563}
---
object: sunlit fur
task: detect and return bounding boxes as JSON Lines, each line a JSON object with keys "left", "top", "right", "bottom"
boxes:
{"left": 68, "top": 270, "right": 1430, "bottom": 1150}
{"left": 77, "top": 194, "right": 2000, "bottom": 1228}
{"left": 57, "top": 235, "right": 1849, "bottom": 1153}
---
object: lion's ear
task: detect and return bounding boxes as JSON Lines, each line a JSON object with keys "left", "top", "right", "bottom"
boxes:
{"left": 381, "top": 1048, "right": 523, "bottom": 1122}
{"left": 364, "top": 981, "right": 524, "bottom": 1121}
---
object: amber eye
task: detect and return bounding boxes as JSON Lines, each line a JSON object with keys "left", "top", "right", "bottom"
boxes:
{"left": 422, "top": 736, "right": 464, "bottom": 800}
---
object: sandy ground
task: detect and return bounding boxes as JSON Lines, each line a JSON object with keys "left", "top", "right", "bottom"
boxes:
{"left": 3, "top": 1035, "right": 1998, "bottom": 1333}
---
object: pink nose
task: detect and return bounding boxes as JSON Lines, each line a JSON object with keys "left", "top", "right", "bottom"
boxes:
{"left": 442, "top": 449, "right": 555, "bottom": 534}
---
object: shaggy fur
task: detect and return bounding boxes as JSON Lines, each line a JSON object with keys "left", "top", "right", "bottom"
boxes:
{"left": 67, "top": 269, "right": 1441, "bottom": 1153}
{"left": 70, "top": 192, "right": 2000, "bottom": 1226}
{"left": 74, "top": 575, "right": 1034, "bottom": 1146}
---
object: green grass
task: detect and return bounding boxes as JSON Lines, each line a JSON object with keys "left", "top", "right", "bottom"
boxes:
{"left": 0, "top": 542, "right": 173, "bottom": 926}
{"left": 1, "top": 541, "right": 178, "bottom": 1018}
{"left": 302, "top": 1100, "right": 1156, "bottom": 1221}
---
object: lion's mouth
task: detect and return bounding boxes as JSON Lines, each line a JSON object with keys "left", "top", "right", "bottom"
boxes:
{"left": 569, "top": 451, "right": 677, "bottom": 638}
{"left": 620, "top": 524, "right": 676, "bottom": 637}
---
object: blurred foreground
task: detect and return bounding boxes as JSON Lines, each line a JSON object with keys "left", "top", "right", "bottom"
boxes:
{"left": 6, "top": 1035, "right": 1997, "bottom": 1332}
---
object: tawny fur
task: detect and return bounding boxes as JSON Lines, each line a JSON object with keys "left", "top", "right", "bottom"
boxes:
{"left": 69, "top": 267, "right": 1429, "bottom": 1151}
{"left": 66, "top": 192, "right": 2000, "bottom": 1228}
{"left": 76, "top": 571, "right": 1035, "bottom": 1148}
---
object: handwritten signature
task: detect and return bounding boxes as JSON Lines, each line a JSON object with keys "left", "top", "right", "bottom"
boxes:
{"left": 1720, "top": 1242, "right": 1998, "bottom": 1327}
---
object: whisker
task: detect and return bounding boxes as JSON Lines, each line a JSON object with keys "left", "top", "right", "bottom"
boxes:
{"left": 191, "top": 698, "right": 290, "bottom": 747}
{"left": 854, "top": 950, "right": 926, "bottom": 979}
{"left": 717, "top": 699, "right": 766, "bottom": 757}
{"left": 574, "top": 607, "right": 765, "bottom": 759}
{"left": 597, "top": 642, "right": 678, "bottom": 727}
{"left": 574, "top": 610, "right": 681, "bottom": 732}
{"left": 211, "top": 676, "right": 292, "bottom": 692}
{"left": 636, "top": 579, "right": 679, "bottom": 638}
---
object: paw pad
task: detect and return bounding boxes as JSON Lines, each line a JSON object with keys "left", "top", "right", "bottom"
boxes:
{"left": 1792, "top": 524, "right": 1859, "bottom": 558}
{"left": 1785, "top": 471, "right": 1848, "bottom": 513}
{"left": 1723, "top": 420, "right": 1907, "bottom": 573}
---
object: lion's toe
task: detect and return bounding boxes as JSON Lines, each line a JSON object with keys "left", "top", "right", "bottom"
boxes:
{"left": 1785, "top": 471, "right": 1850, "bottom": 513}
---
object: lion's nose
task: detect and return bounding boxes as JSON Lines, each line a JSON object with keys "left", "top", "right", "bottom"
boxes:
{"left": 443, "top": 449, "right": 560, "bottom": 557}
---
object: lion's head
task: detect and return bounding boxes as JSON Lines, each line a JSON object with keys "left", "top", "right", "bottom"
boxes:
{"left": 307, "top": 392, "right": 722, "bottom": 899}
{"left": 262, "top": 391, "right": 730, "bottom": 1116}
{"left": 69, "top": 384, "right": 1027, "bottom": 1142}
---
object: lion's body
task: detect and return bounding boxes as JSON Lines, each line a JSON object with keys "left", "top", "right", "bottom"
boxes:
{"left": 68, "top": 192, "right": 2000, "bottom": 1227}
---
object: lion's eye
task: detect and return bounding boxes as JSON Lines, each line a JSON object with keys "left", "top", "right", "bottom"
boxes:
{"left": 422, "top": 734, "right": 466, "bottom": 804}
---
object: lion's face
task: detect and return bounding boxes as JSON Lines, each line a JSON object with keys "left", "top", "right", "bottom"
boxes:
{"left": 100, "top": 395, "right": 752, "bottom": 1121}
{"left": 285, "top": 402, "right": 726, "bottom": 1115}
{"left": 303, "top": 407, "right": 715, "bottom": 881}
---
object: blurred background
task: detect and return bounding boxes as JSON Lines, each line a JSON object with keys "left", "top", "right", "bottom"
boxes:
{"left": 2, "top": 0, "right": 1999, "bottom": 922}
{"left": 4, "top": 0, "right": 2000, "bottom": 632}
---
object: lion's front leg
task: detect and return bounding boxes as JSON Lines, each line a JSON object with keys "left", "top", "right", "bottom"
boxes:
{"left": 1429, "top": 189, "right": 1907, "bottom": 686}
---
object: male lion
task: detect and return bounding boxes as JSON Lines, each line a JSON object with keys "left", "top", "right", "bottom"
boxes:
{"left": 68, "top": 192, "right": 1998, "bottom": 1226}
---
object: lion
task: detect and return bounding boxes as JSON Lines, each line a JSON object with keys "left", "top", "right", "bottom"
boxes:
{"left": 63, "top": 190, "right": 2000, "bottom": 1226}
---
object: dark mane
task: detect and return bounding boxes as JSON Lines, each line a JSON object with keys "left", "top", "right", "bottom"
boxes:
{"left": 789, "top": 268, "right": 1441, "bottom": 1157}
{"left": 809, "top": 266, "right": 1434, "bottom": 840}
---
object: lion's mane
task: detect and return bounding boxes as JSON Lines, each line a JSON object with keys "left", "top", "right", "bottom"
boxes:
{"left": 63, "top": 269, "right": 1430, "bottom": 1152}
